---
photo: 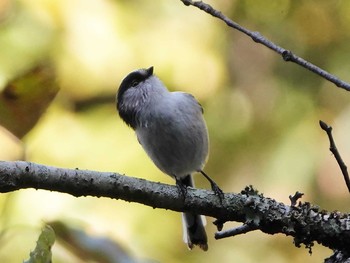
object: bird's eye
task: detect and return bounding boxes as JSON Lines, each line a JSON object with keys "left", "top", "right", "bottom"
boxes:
{"left": 131, "top": 80, "right": 139, "bottom": 87}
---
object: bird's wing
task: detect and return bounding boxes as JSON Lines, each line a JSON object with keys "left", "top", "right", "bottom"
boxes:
{"left": 176, "top": 92, "right": 204, "bottom": 114}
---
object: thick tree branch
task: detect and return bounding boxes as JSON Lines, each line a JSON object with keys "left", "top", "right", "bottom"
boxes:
{"left": 180, "top": 0, "right": 350, "bottom": 92}
{"left": 0, "top": 161, "right": 350, "bottom": 255}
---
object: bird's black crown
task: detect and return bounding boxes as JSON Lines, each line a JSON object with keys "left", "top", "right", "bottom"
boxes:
{"left": 116, "top": 66, "right": 154, "bottom": 129}
{"left": 117, "top": 66, "right": 153, "bottom": 106}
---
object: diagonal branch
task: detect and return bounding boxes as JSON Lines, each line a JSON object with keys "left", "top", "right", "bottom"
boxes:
{"left": 0, "top": 161, "right": 350, "bottom": 254}
{"left": 180, "top": 0, "right": 350, "bottom": 92}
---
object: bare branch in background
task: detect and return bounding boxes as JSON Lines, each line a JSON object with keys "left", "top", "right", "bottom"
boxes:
{"left": 180, "top": 0, "right": 350, "bottom": 92}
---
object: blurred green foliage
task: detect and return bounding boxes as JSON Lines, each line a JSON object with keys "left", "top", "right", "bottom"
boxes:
{"left": 0, "top": 0, "right": 350, "bottom": 262}
{"left": 24, "top": 225, "right": 55, "bottom": 263}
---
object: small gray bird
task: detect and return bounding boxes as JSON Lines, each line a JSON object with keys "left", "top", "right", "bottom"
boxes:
{"left": 116, "top": 66, "right": 222, "bottom": 251}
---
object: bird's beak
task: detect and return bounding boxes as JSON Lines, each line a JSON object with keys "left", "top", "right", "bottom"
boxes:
{"left": 146, "top": 66, "right": 154, "bottom": 76}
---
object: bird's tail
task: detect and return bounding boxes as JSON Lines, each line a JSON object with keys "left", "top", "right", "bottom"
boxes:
{"left": 180, "top": 175, "right": 208, "bottom": 251}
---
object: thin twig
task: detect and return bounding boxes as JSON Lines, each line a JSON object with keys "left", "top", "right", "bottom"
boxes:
{"left": 319, "top": 120, "right": 350, "bottom": 192}
{"left": 215, "top": 223, "right": 258, "bottom": 239}
{"left": 180, "top": 0, "right": 350, "bottom": 92}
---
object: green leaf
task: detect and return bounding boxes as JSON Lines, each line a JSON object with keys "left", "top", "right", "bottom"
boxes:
{"left": 24, "top": 225, "right": 55, "bottom": 263}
